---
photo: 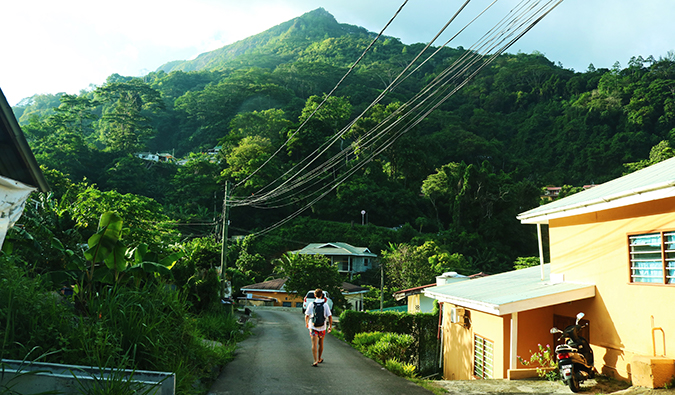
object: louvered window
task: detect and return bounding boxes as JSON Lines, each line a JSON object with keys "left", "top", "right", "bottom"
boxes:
{"left": 474, "top": 334, "right": 494, "bottom": 379}
{"left": 629, "top": 232, "right": 675, "bottom": 284}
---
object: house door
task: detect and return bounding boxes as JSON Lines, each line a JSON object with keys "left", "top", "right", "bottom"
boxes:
{"left": 552, "top": 314, "right": 590, "bottom": 348}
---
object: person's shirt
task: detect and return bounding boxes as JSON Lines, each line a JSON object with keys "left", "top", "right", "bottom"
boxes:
{"left": 305, "top": 297, "right": 332, "bottom": 331}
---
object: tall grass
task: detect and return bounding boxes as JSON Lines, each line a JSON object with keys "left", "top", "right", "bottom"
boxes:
{"left": 0, "top": 256, "right": 242, "bottom": 394}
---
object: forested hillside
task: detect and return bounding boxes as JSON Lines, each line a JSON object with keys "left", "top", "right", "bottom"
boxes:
{"left": 11, "top": 8, "right": 675, "bottom": 280}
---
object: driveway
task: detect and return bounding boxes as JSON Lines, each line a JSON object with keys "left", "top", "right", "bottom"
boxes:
{"left": 208, "top": 307, "right": 433, "bottom": 395}
{"left": 436, "top": 377, "right": 675, "bottom": 394}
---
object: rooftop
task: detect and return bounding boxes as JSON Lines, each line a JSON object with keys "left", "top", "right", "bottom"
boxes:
{"left": 0, "top": 88, "right": 49, "bottom": 191}
{"left": 423, "top": 264, "right": 595, "bottom": 316}
{"left": 292, "top": 242, "right": 377, "bottom": 257}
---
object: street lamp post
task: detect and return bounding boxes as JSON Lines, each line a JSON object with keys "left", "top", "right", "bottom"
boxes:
{"left": 361, "top": 210, "right": 366, "bottom": 226}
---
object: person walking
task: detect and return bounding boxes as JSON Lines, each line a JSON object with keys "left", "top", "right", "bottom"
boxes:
{"left": 304, "top": 288, "right": 333, "bottom": 367}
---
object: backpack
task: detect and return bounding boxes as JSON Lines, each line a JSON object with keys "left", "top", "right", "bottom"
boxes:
{"left": 312, "top": 301, "right": 326, "bottom": 326}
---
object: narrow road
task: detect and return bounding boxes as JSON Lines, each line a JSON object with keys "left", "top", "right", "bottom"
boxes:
{"left": 208, "top": 307, "right": 433, "bottom": 395}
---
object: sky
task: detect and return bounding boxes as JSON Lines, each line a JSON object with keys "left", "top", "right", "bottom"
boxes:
{"left": 1, "top": 0, "right": 673, "bottom": 106}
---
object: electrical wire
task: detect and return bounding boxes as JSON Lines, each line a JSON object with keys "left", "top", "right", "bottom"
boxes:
{"left": 228, "top": 0, "right": 565, "bottom": 237}
{"left": 232, "top": 0, "right": 552, "bottom": 208}
{"left": 233, "top": 0, "right": 411, "bottom": 190}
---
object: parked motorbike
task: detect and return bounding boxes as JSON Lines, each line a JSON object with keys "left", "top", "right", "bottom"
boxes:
{"left": 550, "top": 312, "right": 597, "bottom": 392}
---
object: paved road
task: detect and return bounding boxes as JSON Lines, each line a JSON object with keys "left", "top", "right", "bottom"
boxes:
{"left": 208, "top": 308, "right": 433, "bottom": 395}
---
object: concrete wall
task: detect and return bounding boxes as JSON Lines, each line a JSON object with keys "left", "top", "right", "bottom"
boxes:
{"left": 549, "top": 196, "right": 675, "bottom": 381}
{"left": 0, "top": 359, "right": 174, "bottom": 395}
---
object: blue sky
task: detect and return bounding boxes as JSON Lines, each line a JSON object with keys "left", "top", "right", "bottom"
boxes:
{"left": 1, "top": 0, "right": 673, "bottom": 106}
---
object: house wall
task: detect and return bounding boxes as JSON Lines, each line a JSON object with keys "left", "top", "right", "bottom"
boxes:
{"left": 441, "top": 305, "right": 508, "bottom": 379}
{"left": 407, "top": 294, "right": 435, "bottom": 314}
{"left": 514, "top": 306, "right": 560, "bottom": 371}
{"left": 408, "top": 294, "right": 421, "bottom": 314}
{"left": 548, "top": 196, "right": 675, "bottom": 380}
{"left": 243, "top": 291, "right": 303, "bottom": 307}
{"left": 344, "top": 294, "right": 364, "bottom": 311}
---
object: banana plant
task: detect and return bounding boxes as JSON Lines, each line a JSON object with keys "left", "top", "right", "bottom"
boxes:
{"left": 125, "top": 243, "right": 183, "bottom": 287}
{"left": 80, "top": 212, "right": 126, "bottom": 303}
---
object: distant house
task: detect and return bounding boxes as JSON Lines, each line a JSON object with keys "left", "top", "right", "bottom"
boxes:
{"left": 291, "top": 242, "right": 377, "bottom": 278}
{"left": 135, "top": 152, "right": 176, "bottom": 163}
{"left": 239, "top": 278, "right": 368, "bottom": 311}
{"left": 239, "top": 278, "right": 301, "bottom": 307}
{"left": 424, "top": 156, "right": 675, "bottom": 387}
{"left": 394, "top": 272, "right": 487, "bottom": 314}
{"left": 0, "top": 87, "right": 49, "bottom": 248}
{"left": 341, "top": 282, "right": 368, "bottom": 311}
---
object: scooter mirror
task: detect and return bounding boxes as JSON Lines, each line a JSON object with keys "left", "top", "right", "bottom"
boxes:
{"left": 576, "top": 312, "right": 585, "bottom": 323}
{"left": 550, "top": 327, "right": 560, "bottom": 334}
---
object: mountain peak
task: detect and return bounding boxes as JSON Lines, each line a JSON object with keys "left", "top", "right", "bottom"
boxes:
{"left": 156, "top": 8, "right": 370, "bottom": 73}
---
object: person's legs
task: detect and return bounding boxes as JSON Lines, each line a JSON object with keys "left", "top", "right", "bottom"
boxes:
{"left": 317, "top": 335, "right": 325, "bottom": 362}
{"left": 311, "top": 333, "right": 319, "bottom": 365}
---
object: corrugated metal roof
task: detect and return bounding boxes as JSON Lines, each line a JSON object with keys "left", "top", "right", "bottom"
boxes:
{"left": 241, "top": 277, "right": 288, "bottom": 291}
{"left": 423, "top": 264, "right": 595, "bottom": 316}
{"left": 0, "top": 88, "right": 49, "bottom": 192}
{"left": 292, "top": 242, "right": 377, "bottom": 257}
{"left": 518, "top": 157, "right": 675, "bottom": 224}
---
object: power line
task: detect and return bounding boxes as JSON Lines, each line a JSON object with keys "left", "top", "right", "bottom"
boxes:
{"left": 233, "top": 0, "right": 411, "bottom": 191}
{"left": 229, "top": 0, "right": 565, "bottom": 237}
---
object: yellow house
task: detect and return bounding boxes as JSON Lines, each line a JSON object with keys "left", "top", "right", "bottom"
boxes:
{"left": 240, "top": 278, "right": 304, "bottom": 307}
{"left": 239, "top": 278, "right": 369, "bottom": 310}
{"left": 424, "top": 157, "right": 675, "bottom": 387}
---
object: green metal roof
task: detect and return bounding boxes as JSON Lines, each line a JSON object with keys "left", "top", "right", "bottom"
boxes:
{"left": 292, "top": 242, "right": 377, "bottom": 257}
{"left": 518, "top": 157, "right": 675, "bottom": 224}
{"left": 423, "top": 264, "right": 595, "bottom": 316}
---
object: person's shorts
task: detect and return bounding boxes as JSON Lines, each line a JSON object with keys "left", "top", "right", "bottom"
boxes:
{"left": 311, "top": 329, "right": 326, "bottom": 337}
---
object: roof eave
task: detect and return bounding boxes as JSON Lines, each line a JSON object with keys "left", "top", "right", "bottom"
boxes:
{"left": 0, "top": 89, "right": 50, "bottom": 192}
{"left": 518, "top": 182, "right": 675, "bottom": 224}
{"left": 424, "top": 283, "right": 595, "bottom": 316}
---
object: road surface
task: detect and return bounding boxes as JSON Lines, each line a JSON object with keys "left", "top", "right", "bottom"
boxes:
{"left": 208, "top": 307, "right": 433, "bottom": 395}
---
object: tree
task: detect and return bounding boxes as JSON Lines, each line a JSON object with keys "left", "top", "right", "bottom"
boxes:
{"left": 286, "top": 95, "right": 352, "bottom": 161}
{"left": 68, "top": 186, "right": 179, "bottom": 252}
{"left": 167, "top": 153, "right": 222, "bottom": 220}
{"left": 623, "top": 140, "right": 675, "bottom": 173}
{"left": 221, "top": 136, "right": 280, "bottom": 192}
{"left": 381, "top": 241, "right": 471, "bottom": 290}
{"left": 95, "top": 79, "right": 164, "bottom": 153}
{"left": 273, "top": 252, "right": 346, "bottom": 309}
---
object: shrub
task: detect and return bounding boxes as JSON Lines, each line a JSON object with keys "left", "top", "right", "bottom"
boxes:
{"left": 339, "top": 309, "right": 440, "bottom": 377}
{"left": 518, "top": 343, "right": 558, "bottom": 380}
{"left": 352, "top": 331, "right": 384, "bottom": 353}
{"left": 385, "top": 358, "right": 417, "bottom": 378}
{"left": 366, "top": 333, "right": 415, "bottom": 364}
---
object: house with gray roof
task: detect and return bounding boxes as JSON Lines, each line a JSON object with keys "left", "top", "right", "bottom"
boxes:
{"left": 0, "top": 87, "right": 49, "bottom": 248}
{"left": 423, "top": 156, "right": 675, "bottom": 387}
{"left": 291, "top": 242, "right": 377, "bottom": 278}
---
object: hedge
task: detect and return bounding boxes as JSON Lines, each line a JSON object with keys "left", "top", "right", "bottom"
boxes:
{"left": 339, "top": 309, "right": 440, "bottom": 376}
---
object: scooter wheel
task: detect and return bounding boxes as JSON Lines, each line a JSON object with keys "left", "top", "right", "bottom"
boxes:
{"left": 567, "top": 374, "right": 581, "bottom": 393}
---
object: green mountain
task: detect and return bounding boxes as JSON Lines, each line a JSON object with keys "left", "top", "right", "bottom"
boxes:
{"left": 157, "top": 8, "right": 379, "bottom": 73}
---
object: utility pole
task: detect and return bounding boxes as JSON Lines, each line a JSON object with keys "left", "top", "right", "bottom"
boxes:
{"left": 220, "top": 181, "right": 230, "bottom": 300}
{"left": 380, "top": 261, "right": 384, "bottom": 312}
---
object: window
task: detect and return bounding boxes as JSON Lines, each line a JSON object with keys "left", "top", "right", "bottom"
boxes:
{"left": 474, "top": 334, "right": 494, "bottom": 379}
{"left": 629, "top": 232, "right": 675, "bottom": 284}
{"left": 282, "top": 302, "right": 292, "bottom": 307}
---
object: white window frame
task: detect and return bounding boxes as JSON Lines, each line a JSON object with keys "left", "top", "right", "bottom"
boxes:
{"left": 629, "top": 231, "right": 675, "bottom": 284}
{"left": 474, "top": 334, "right": 494, "bottom": 379}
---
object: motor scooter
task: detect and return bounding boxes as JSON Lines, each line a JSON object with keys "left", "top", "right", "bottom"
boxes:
{"left": 550, "top": 312, "right": 597, "bottom": 392}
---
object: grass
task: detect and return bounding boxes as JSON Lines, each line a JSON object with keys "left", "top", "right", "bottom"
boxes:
{"left": 0, "top": 257, "right": 245, "bottom": 395}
